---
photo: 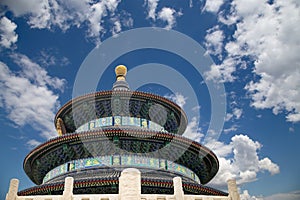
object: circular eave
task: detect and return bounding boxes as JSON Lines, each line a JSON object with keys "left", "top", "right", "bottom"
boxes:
{"left": 54, "top": 90, "right": 188, "bottom": 134}
{"left": 23, "top": 129, "right": 218, "bottom": 185}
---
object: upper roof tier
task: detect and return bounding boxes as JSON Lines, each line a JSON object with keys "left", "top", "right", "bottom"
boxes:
{"left": 55, "top": 65, "right": 188, "bottom": 135}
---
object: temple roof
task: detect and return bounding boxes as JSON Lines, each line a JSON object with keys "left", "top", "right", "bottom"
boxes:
{"left": 24, "top": 129, "right": 218, "bottom": 185}
{"left": 55, "top": 90, "right": 188, "bottom": 135}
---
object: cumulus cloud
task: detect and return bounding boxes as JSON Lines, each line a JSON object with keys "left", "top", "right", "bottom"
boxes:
{"left": 204, "top": 0, "right": 300, "bottom": 122}
{"left": 144, "top": 0, "right": 182, "bottom": 30}
{"left": 0, "top": 0, "right": 51, "bottom": 29}
{"left": 0, "top": 0, "right": 128, "bottom": 44}
{"left": 0, "top": 55, "right": 65, "bottom": 140}
{"left": 240, "top": 190, "right": 262, "bottom": 200}
{"left": 87, "top": 2, "right": 107, "bottom": 39}
{"left": 85, "top": 0, "right": 124, "bottom": 43}
{"left": 145, "top": 0, "right": 159, "bottom": 20}
{"left": 206, "top": 134, "right": 279, "bottom": 187}
{"left": 183, "top": 117, "right": 204, "bottom": 142}
{"left": 204, "top": 57, "right": 237, "bottom": 82}
{"left": 157, "top": 7, "right": 181, "bottom": 30}
{"left": 0, "top": 16, "right": 18, "bottom": 49}
{"left": 233, "top": 108, "right": 243, "bottom": 119}
{"left": 164, "top": 92, "right": 187, "bottom": 108}
{"left": 204, "top": 25, "right": 224, "bottom": 58}
{"left": 112, "top": 20, "right": 122, "bottom": 36}
{"left": 10, "top": 53, "right": 65, "bottom": 91}
{"left": 203, "top": 0, "right": 225, "bottom": 13}
{"left": 226, "top": 107, "right": 243, "bottom": 122}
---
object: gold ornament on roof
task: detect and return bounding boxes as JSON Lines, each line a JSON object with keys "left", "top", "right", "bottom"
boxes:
{"left": 56, "top": 118, "right": 64, "bottom": 136}
{"left": 115, "top": 65, "right": 127, "bottom": 81}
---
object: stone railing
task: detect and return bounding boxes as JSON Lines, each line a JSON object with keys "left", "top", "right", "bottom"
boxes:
{"left": 6, "top": 168, "right": 240, "bottom": 200}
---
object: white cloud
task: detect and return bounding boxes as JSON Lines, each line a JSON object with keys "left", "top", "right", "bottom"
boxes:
{"left": 203, "top": 0, "right": 225, "bottom": 13}
{"left": 144, "top": 1, "right": 182, "bottom": 30}
{"left": 205, "top": 139, "right": 232, "bottom": 158}
{"left": 26, "top": 139, "right": 42, "bottom": 149}
{"left": 223, "top": 124, "right": 238, "bottom": 134}
{"left": 225, "top": 113, "right": 233, "bottom": 122}
{"left": 84, "top": 0, "right": 122, "bottom": 43}
{"left": 165, "top": 92, "right": 187, "bottom": 108}
{"left": 240, "top": 190, "right": 300, "bottom": 200}
{"left": 0, "top": 16, "right": 18, "bottom": 48}
{"left": 233, "top": 107, "right": 243, "bottom": 119}
{"left": 105, "top": 0, "right": 121, "bottom": 12}
{"left": 240, "top": 190, "right": 262, "bottom": 200}
{"left": 145, "top": 0, "right": 159, "bottom": 20}
{"left": 226, "top": 104, "right": 243, "bottom": 122}
{"left": 204, "top": 26, "right": 224, "bottom": 58}
{"left": 183, "top": 117, "right": 204, "bottom": 142}
{"left": 289, "top": 127, "right": 295, "bottom": 133}
{"left": 166, "top": 93, "right": 203, "bottom": 142}
{"left": 205, "top": 0, "right": 300, "bottom": 122}
{"left": 206, "top": 134, "right": 279, "bottom": 187}
{"left": 189, "top": 0, "right": 193, "bottom": 8}
{"left": 0, "top": 0, "right": 47, "bottom": 16}
{"left": 158, "top": 7, "right": 181, "bottom": 30}
{"left": 112, "top": 19, "right": 122, "bottom": 36}
{"left": 0, "top": 0, "right": 125, "bottom": 44}
{"left": 204, "top": 57, "right": 237, "bottom": 83}
{"left": 0, "top": 55, "right": 65, "bottom": 140}
{"left": 263, "top": 190, "right": 300, "bottom": 200}
{"left": 11, "top": 53, "right": 65, "bottom": 91}
{"left": 87, "top": 2, "right": 107, "bottom": 40}
{"left": 38, "top": 49, "right": 70, "bottom": 67}
{"left": 120, "top": 13, "right": 134, "bottom": 28}
{"left": 0, "top": 0, "right": 92, "bottom": 30}
{"left": 286, "top": 113, "right": 300, "bottom": 123}
{"left": 258, "top": 157, "right": 280, "bottom": 175}
{"left": 0, "top": 0, "right": 51, "bottom": 29}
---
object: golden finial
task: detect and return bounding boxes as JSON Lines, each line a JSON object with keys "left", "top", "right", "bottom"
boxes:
{"left": 115, "top": 65, "right": 127, "bottom": 81}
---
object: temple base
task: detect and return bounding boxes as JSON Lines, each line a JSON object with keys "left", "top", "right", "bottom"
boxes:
{"left": 6, "top": 168, "right": 240, "bottom": 200}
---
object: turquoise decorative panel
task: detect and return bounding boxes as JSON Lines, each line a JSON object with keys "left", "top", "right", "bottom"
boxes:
{"left": 88, "top": 121, "right": 96, "bottom": 130}
{"left": 114, "top": 116, "right": 122, "bottom": 126}
{"left": 112, "top": 155, "right": 120, "bottom": 165}
{"left": 121, "top": 155, "right": 132, "bottom": 165}
{"left": 85, "top": 158, "right": 101, "bottom": 167}
{"left": 75, "top": 116, "right": 166, "bottom": 132}
{"left": 43, "top": 155, "right": 200, "bottom": 184}
{"left": 141, "top": 118, "right": 148, "bottom": 128}
{"left": 121, "top": 116, "right": 130, "bottom": 125}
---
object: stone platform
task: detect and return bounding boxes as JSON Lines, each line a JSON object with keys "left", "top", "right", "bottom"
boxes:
{"left": 6, "top": 168, "right": 240, "bottom": 200}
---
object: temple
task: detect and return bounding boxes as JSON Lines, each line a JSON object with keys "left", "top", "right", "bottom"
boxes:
{"left": 6, "top": 65, "right": 240, "bottom": 200}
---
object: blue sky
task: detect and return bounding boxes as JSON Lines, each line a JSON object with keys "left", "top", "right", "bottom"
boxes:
{"left": 0, "top": 0, "right": 299, "bottom": 200}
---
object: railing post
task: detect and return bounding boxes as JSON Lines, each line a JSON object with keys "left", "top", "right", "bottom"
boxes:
{"left": 173, "top": 177, "right": 184, "bottom": 200}
{"left": 6, "top": 179, "right": 19, "bottom": 200}
{"left": 227, "top": 179, "right": 240, "bottom": 200}
{"left": 119, "top": 168, "right": 141, "bottom": 200}
{"left": 62, "top": 177, "right": 74, "bottom": 200}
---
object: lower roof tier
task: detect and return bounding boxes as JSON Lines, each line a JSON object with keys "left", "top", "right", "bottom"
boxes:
{"left": 18, "top": 170, "right": 227, "bottom": 196}
{"left": 24, "top": 128, "right": 219, "bottom": 185}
